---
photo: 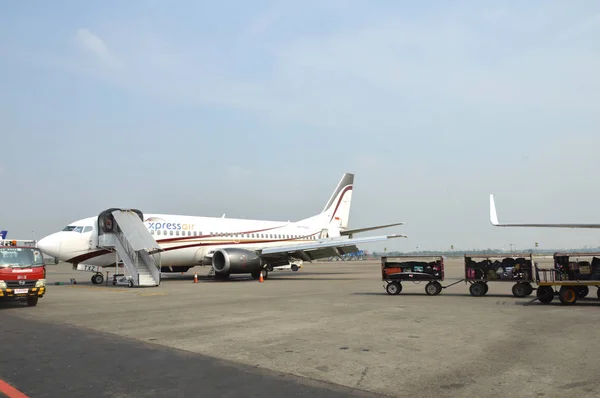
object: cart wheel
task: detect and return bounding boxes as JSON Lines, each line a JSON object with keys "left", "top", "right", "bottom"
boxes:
{"left": 469, "top": 282, "right": 486, "bottom": 297}
{"left": 524, "top": 282, "right": 533, "bottom": 296}
{"left": 537, "top": 286, "right": 554, "bottom": 304}
{"left": 386, "top": 282, "right": 402, "bottom": 295}
{"left": 512, "top": 282, "right": 530, "bottom": 298}
{"left": 558, "top": 286, "right": 577, "bottom": 306}
{"left": 425, "top": 281, "right": 442, "bottom": 296}
{"left": 576, "top": 286, "right": 589, "bottom": 298}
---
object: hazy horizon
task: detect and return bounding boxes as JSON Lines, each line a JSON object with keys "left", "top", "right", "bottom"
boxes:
{"left": 1, "top": 1, "right": 599, "bottom": 253}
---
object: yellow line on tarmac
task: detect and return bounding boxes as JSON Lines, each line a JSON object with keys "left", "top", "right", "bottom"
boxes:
{"left": 136, "top": 292, "right": 167, "bottom": 296}
{"left": 60, "top": 285, "right": 130, "bottom": 293}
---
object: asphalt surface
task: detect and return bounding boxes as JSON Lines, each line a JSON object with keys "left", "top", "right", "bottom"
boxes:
{"left": 0, "top": 312, "right": 383, "bottom": 398}
{"left": 4, "top": 258, "right": 600, "bottom": 397}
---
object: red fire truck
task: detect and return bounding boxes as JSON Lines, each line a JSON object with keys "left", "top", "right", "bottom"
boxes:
{"left": 0, "top": 239, "right": 46, "bottom": 306}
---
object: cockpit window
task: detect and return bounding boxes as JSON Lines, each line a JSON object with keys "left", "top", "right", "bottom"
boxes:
{"left": 62, "top": 226, "right": 76, "bottom": 231}
{"left": 83, "top": 226, "right": 93, "bottom": 233}
{"left": 74, "top": 226, "right": 83, "bottom": 233}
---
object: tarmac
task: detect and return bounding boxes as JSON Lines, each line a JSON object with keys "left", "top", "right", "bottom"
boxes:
{"left": 2, "top": 257, "right": 600, "bottom": 397}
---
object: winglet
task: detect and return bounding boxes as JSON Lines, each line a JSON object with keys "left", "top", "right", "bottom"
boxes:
{"left": 489, "top": 194, "right": 499, "bottom": 226}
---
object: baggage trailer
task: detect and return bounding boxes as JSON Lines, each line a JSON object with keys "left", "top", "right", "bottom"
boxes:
{"left": 535, "top": 252, "right": 600, "bottom": 305}
{"left": 381, "top": 255, "right": 459, "bottom": 296}
{"left": 464, "top": 253, "right": 534, "bottom": 297}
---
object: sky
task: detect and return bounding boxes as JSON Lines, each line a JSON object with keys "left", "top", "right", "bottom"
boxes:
{"left": 1, "top": 0, "right": 599, "bottom": 253}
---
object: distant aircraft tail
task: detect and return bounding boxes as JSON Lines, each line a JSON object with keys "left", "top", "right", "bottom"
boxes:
{"left": 0, "top": 230, "right": 7, "bottom": 239}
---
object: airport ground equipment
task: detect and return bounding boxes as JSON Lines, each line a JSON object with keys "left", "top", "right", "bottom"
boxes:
{"left": 464, "top": 253, "right": 535, "bottom": 298}
{"left": 534, "top": 252, "right": 600, "bottom": 305}
{"left": 381, "top": 255, "right": 460, "bottom": 295}
{"left": 0, "top": 239, "right": 47, "bottom": 306}
{"left": 96, "top": 208, "right": 162, "bottom": 287}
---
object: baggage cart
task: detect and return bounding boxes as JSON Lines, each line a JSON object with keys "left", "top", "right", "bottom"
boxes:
{"left": 381, "top": 255, "right": 460, "bottom": 296}
{"left": 464, "top": 253, "right": 534, "bottom": 297}
{"left": 534, "top": 252, "right": 600, "bottom": 305}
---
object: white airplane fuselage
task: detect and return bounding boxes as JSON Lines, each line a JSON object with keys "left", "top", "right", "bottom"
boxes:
{"left": 40, "top": 213, "right": 335, "bottom": 271}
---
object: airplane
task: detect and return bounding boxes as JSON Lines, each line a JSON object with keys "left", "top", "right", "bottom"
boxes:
{"left": 490, "top": 194, "right": 600, "bottom": 228}
{"left": 36, "top": 173, "right": 407, "bottom": 282}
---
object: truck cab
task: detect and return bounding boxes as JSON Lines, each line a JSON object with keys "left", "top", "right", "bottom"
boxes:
{"left": 0, "top": 239, "right": 46, "bottom": 307}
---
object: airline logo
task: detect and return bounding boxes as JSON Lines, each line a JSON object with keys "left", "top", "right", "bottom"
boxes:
{"left": 144, "top": 218, "right": 195, "bottom": 231}
{"left": 0, "top": 230, "right": 7, "bottom": 239}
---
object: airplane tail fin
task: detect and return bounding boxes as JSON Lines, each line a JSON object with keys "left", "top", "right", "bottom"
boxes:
{"left": 0, "top": 230, "right": 7, "bottom": 239}
{"left": 321, "top": 173, "right": 354, "bottom": 230}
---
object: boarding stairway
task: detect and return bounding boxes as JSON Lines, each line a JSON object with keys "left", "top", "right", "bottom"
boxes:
{"left": 97, "top": 209, "right": 162, "bottom": 287}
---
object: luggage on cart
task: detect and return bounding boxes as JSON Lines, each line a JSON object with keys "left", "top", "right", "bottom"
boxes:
{"left": 381, "top": 255, "right": 445, "bottom": 296}
{"left": 464, "top": 253, "right": 534, "bottom": 298}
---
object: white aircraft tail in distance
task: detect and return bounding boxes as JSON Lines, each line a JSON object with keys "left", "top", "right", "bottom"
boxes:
{"left": 490, "top": 194, "right": 600, "bottom": 229}
{"left": 37, "top": 173, "right": 407, "bottom": 279}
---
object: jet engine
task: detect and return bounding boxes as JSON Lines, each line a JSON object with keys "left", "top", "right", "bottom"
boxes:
{"left": 212, "top": 248, "right": 264, "bottom": 276}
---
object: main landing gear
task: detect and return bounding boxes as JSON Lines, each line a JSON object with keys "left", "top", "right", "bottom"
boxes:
{"left": 91, "top": 273, "right": 104, "bottom": 285}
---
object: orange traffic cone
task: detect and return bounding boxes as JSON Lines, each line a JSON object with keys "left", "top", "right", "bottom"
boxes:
{"left": 259, "top": 271, "right": 264, "bottom": 283}
{"left": 194, "top": 272, "right": 198, "bottom": 283}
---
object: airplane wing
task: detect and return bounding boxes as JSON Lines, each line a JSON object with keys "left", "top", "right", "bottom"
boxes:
{"left": 340, "top": 222, "right": 405, "bottom": 238}
{"left": 490, "top": 194, "right": 600, "bottom": 228}
{"left": 257, "top": 234, "right": 407, "bottom": 266}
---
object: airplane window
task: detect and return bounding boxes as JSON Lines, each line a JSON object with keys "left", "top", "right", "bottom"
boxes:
{"left": 83, "top": 226, "right": 93, "bottom": 233}
{"left": 62, "top": 226, "right": 76, "bottom": 231}
{"left": 170, "top": 231, "right": 173, "bottom": 236}
{"left": 150, "top": 230, "right": 154, "bottom": 235}
{"left": 74, "top": 226, "right": 83, "bottom": 233}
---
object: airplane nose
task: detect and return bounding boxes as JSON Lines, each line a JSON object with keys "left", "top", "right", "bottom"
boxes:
{"left": 37, "top": 234, "right": 61, "bottom": 259}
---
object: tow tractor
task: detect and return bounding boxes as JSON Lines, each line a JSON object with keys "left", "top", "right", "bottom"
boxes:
{"left": 0, "top": 239, "right": 47, "bottom": 307}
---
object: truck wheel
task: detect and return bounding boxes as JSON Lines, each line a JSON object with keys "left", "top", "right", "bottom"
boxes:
{"left": 558, "top": 287, "right": 578, "bottom": 306}
{"left": 512, "top": 282, "right": 529, "bottom": 298}
{"left": 577, "top": 286, "right": 589, "bottom": 298}
{"left": 425, "top": 281, "right": 442, "bottom": 296}
{"left": 469, "top": 282, "right": 486, "bottom": 297}
{"left": 291, "top": 264, "right": 299, "bottom": 272}
{"left": 91, "top": 274, "right": 104, "bottom": 285}
{"left": 267, "top": 265, "right": 273, "bottom": 272}
{"left": 27, "top": 296, "right": 39, "bottom": 307}
{"left": 537, "top": 286, "right": 554, "bottom": 304}
{"left": 386, "top": 282, "right": 402, "bottom": 295}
